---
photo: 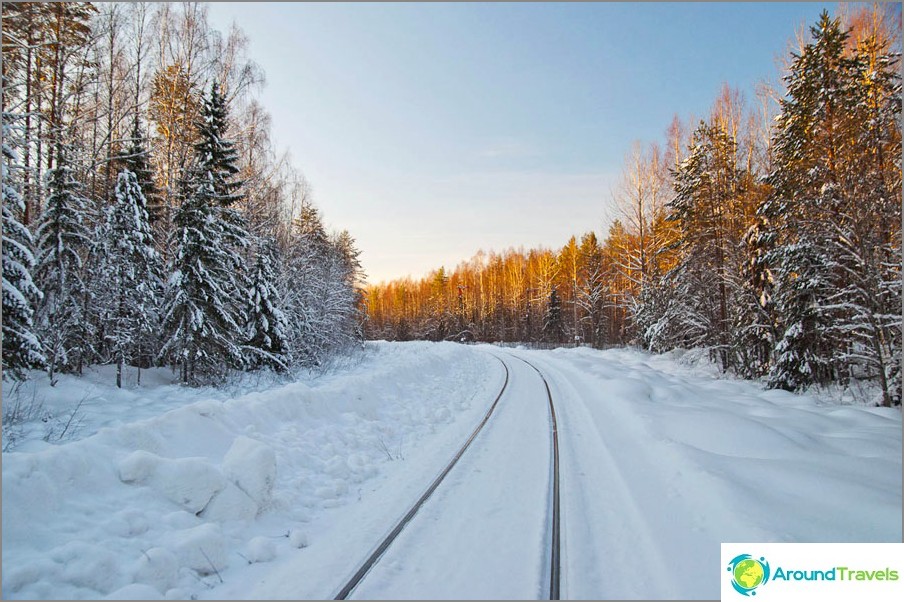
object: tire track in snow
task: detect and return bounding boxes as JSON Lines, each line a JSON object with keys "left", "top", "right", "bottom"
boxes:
{"left": 333, "top": 354, "right": 510, "bottom": 600}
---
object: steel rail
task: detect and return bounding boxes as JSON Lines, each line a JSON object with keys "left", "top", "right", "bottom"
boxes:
{"left": 512, "top": 354, "right": 561, "bottom": 600}
{"left": 333, "top": 355, "right": 510, "bottom": 600}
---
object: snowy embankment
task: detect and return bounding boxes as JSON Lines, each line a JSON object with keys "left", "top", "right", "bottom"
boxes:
{"left": 521, "top": 346, "right": 902, "bottom": 599}
{"left": 2, "top": 343, "right": 900, "bottom": 600}
{"left": 1, "top": 342, "right": 500, "bottom": 600}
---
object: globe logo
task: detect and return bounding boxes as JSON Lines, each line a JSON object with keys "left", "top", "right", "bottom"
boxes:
{"left": 727, "top": 554, "right": 771, "bottom": 596}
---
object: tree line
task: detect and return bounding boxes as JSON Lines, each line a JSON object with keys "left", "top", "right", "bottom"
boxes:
{"left": 2, "top": 2, "right": 364, "bottom": 386}
{"left": 366, "top": 8, "right": 902, "bottom": 406}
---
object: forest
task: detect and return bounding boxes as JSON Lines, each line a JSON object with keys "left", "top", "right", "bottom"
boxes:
{"left": 365, "top": 6, "right": 902, "bottom": 407}
{"left": 2, "top": 2, "right": 364, "bottom": 386}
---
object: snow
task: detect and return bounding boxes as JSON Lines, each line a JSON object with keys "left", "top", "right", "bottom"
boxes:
{"left": 2, "top": 342, "right": 499, "bottom": 599}
{"left": 518, "top": 346, "right": 901, "bottom": 599}
{"left": 2, "top": 343, "right": 900, "bottom": 600}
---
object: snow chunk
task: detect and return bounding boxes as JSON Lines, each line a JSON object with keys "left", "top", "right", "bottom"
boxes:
{"left": 154, "top": 457, "right": 226, "bottom": 513}
{"left": 244, "top": 537, "right": 276, "bottom": 563}
{"left": 171, "top": 524, "right": 229, "bottom": 574}
{"left": 200, "top": 481, "right": 258, "bottom": 522}
{"left": 54, "top": 541, "right": 127, "bottom": 593}
{"left": 110, "top": 509, "right": 150, "bottom": 537}
{"left": 133, "top": 547, "right": 179, "bottom": 593}
{"left": 161, "top": 510, "right": 200, "bottom": 530}
{"left": 119, "top": 451, "right": 226, "bottom": 513}
{"left": 288, "top": 529, "right": 308, "bottom": 549}
{"left": 118, "top": 450, "right": 160, "bottom": 483}
{"left": 105, "top": 583, "right": 164, "bottom": 600}
{"left": 223, "top": 436, "right": 276, "bottom": 507}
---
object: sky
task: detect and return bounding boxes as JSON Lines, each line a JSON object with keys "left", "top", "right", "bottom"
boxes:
{"left": 206, "top": 2, "right": 835, "bottom": 284}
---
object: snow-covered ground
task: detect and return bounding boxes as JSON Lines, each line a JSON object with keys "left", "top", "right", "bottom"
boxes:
{"left": 513, "top": 346, "right": 901, "bottom": 599}
{"left": 2, "top": 342, "right": 501, "bottom": 599}
{"left": 2, "top": 343, "right": 900, "bottom": 600}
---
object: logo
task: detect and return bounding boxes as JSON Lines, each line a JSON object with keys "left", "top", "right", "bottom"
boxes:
{"left": 727, "top": 554, "right": 771, "bottom": 596}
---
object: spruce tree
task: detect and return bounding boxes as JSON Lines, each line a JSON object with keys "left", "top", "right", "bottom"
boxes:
{"left": 99, "top": 169, "right": 163, "bottom": 387}
{"left": 117, "top": 120, "right": 163, "bottom": 224}
{"left": 543, "top": 287, "right": 564, "bottom": 344}
{"left": 761, "top": 11, "right": 900, "bottom": 398}
{"left": 34, "top": 149, "right": 92, "bottom": 384}
{"left": 2, "top": 117, "right": 45, "bottom": 379}
{"left": 731, "top": 217, "right": 778, "bottom": 379}
{"left": 246, "top": 237, "right": 289, "bottom": 371}
{"left": 159, "top": 81, "right": 248, "bottom": 385}
{"left": 159, "top": 181, "right": 245, "bottom": 384}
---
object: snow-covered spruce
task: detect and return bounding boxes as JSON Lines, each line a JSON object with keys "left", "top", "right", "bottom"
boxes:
{"left": 95, "top": 169, "right": 164, "bottom": 388}
{"left": 159, "top": 81, "right": 250, "bottom": 385}
{"left": 1, "top": 114, "right": 45, "bottom": 379}
{"left": 33, "top": 149, "right": 93, "bottom": 384}
{"left": 245, "top": 236, "right": 289, "bottom": 371}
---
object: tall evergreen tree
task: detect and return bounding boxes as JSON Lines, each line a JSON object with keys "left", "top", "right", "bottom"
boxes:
{"left": 543, "top": 286, "right": 564, "bottom": 344}
{"left": 159, "top": 181, "right": 245, "bottom": 384}
{"left": 98, "top": 169, "right": 163, "bottom": 387}
{"left": 116, "top": 120, "right": 163, "bottom": 224}
{"left": 245, "top": 237, "right": 289, "bottom": 371}
{"left": 762, "top": 10, "right": 901, "bottom": 404}
{"left": 193, "top": 82, "right": 243, "bottom": 208}
{"left": 159, "top": 81, "right": 248, "bottom": 385}
{"left": 34, "top": 149, "right": 92, "bottom": 384}
{"left": 2, "top": 116, "right": 45, "bottom": 378}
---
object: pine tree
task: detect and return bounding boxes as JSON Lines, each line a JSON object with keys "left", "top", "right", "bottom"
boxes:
{"left": 666, "top": 122, "right": 749, "bottom": 369}
{"left": 277, "top": 203, "right": 363, "bottom": 367}
{"left": 98, "top": 169, "right": 163, "bottom": 387}
{"left": 731, "top": 217, "right": 778, "bottom": 379}
{"left": 193, "top": 83, "right": 243, "bottom": 208}
{"left": 576, "top": 232, "right": 607, "bottom": 348}
{"left": 34, "top": 149, "right": 92, "bottom": 384}
{"left": 193, "top": 81, "right": 250, "bottom": 270}
{"left": 245, "top": 237, "right": 288, "bottom": 371}
{"left": 2, "top": 116, "right": 45, "bottom": 379}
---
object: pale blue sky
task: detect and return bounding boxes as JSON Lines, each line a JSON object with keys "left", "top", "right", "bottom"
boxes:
{"left": 207, "top": 2, "right": 834, "bottom": 283}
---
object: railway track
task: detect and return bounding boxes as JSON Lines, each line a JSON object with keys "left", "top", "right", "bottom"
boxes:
{"left": 333, "top": 355, "right": 509, "bottom": 599}
{"left": 333, "top": 351, "right": 562, "bottom": 600}
{"left": 513, "top": 354, "right": 562, "bottom": 600}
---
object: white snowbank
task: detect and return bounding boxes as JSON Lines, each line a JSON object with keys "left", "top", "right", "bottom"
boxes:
{"left": 4, "top": 342, "right": 897, "bottom": 600}
{"left": 1, "top": 342, "right": 498, "bottom": 599}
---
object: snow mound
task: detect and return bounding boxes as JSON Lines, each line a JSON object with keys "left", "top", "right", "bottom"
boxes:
{"left": 167, "top": 523, "right": 230, "bottom": 574}
{"left": 222, "top": 436, "right": 276, "bottom": 507}
{"left": 200, "top": 482, "right": 258, "bottom": 522}
{"left": 104, "top": 584, "right": 164, "bottom": 600}
{"left": 244, "top": 536, "right": 276, "bottom": 563}
{"left": 132, "top": 547, "right": 179, "bottom": 593}
{"left": 288, "top": 529, "right": 308, "bottom": 549}
{"left": 2, "top": 342, "right": 498, "bottom": 599}
{"left": 119, "top": 451, "right": 226, "bottom": 513}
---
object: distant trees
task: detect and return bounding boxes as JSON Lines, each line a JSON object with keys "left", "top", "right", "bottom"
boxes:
{"left": 1, "top": 3, "right": 363, "bottom": 386}
{"left": 365, "top": 7, "right": 901, "bottom": 406}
